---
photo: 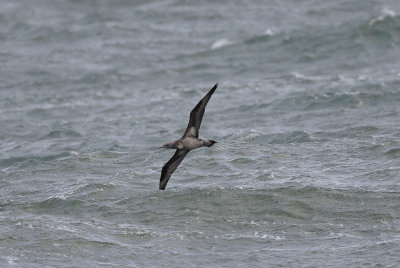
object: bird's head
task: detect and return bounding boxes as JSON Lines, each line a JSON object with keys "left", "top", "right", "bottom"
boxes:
{"left": 206, "top": 140, "right": 218, "bottom": 147}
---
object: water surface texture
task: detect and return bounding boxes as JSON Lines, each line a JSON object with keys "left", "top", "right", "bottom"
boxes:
{"left": 1, "top": 0, "right": 400, "bottom": 267}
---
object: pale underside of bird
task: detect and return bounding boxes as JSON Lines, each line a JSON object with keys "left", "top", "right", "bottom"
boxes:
{"left": 159, "top": 83, "right": 218, "bottom": 190}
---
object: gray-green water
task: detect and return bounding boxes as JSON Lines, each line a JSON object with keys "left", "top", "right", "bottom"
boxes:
{"left": 1, "top": 0, "right": 400, "bottom": 267}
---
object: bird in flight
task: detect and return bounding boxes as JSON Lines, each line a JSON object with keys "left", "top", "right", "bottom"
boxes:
{"left": 159, "top": 83, "right": 219, "bottom": 190}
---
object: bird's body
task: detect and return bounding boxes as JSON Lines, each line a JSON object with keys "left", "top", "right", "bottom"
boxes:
{"left": 162, "top": 137, "right": 214, "bottom": 150}
{"left": 159, "top": 83, "right": 218, "bottom": 190}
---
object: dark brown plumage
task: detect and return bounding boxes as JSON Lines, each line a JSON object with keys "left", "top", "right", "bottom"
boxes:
{"left": 159, "top": 83, "right": 218, "bottom": 190}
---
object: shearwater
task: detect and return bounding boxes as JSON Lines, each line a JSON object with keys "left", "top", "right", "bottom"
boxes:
{"left": 159, "top": 83, "right": 219, "bottom": 190}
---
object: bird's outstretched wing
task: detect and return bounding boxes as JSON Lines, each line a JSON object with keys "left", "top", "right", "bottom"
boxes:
{"left": 182, "top": 83, "right": 218, "bottom": 138}
{"left": 159, "top": 149, "right": 190, "bottom": 190}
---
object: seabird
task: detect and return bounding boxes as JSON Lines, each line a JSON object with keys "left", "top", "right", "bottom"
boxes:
{"left": 159, "top": 83, "right": 219, "bottom": 190}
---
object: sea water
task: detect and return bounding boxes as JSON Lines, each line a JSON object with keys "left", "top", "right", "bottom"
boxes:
{"left": 1, "top": 0, "right": 400, "bottom": 267}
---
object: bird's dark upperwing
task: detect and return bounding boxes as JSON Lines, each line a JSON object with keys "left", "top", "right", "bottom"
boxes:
{"left": 182, "top": 83, "right": 218, "bottom": 138}
{"left": 159, "top": 149, "right": 189, "bottom": 190}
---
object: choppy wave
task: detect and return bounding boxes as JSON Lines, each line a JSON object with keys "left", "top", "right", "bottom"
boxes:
{"left": 211, "top": 38, "right": 233, "bottom": 50}
{"left": 9, "top": 185, "right": 397, "bottom": 225}
{"left": 230, "top": 129, "right": 313, "bottom": 144}
{"left": 2, "top": 0, "right": 400, "bottom": 267}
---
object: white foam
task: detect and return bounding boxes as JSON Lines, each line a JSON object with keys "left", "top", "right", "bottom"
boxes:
{"left": 211, "top": 39, "right": 232, "bottom": 50}
{"left": 263, "top": 28, "right": 277, "bottom": 36}
{"left": 291, "top": 72, "right": 324, "bottom": 81}
{"left": 222, "top": 232, "right": 285, "bottom": 240}
{"left": 6, "top": 256, "right": 18, "bottom": 265}
{"left": 69, "top": 151, "right": 79, "bottom": 156}
{"left": 369, "top": 8, "right": 396, "bottom": 25}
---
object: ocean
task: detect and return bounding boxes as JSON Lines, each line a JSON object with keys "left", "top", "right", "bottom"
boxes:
{"left": 1, "top": 0, "right": 400, "bottom": 267}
